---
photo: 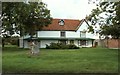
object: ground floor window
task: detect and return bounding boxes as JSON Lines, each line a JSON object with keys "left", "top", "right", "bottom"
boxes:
{"left": 78, "top": 40, "right": 87, "bottom": 46}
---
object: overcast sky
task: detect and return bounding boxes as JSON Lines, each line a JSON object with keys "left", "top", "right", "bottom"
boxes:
{"left": 43, "top": 0, "right": 97, "bottom": 20}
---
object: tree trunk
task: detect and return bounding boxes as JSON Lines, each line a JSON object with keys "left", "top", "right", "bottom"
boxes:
{"left": 2, "top": 39, "right": 4, "bottom": 48}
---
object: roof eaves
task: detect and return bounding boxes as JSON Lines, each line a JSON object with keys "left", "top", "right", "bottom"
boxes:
{"left": 75, "top": 19, "right": 91, "bottom": 32}
{"left": 84, "top": 19, "right": 90, "bottom": 26}
{"left": 75, "top": 19, "right": 85, "bottom": 31}
{"left": 24, "top": 37, "right": 95, "bottom": 40}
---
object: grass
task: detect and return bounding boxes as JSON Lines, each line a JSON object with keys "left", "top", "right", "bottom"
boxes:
{"left": 2, "top": 46, "right": 118, "bottom": 73}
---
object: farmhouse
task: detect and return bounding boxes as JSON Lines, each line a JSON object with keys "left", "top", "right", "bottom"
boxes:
{"left": 19, "top": 19, "right": 98, "bottom": 48}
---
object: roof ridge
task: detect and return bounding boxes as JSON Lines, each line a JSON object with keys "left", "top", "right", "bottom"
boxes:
{"left": 53, "top": 18, "right": 80, "bottom": 21}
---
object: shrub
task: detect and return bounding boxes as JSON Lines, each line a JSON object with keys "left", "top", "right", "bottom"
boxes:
{"left": 46, "top": 44, "right": 50, "bottom": 49}
{"left": 46, "top": 43, "right": 60, "bottom": 49}
{"left": 68, "top": 44, "right": 79, "bottom": 49}
{"left": 3, "top": 37, "right": 19, "bottom": 46}
{"left": 50, "top": 43, "right": 60, "bottom": 49}
{"left": 10, "top": 38, "right": 19, "bottom": 45}
{"left": 46, "top": 43, "right": 79, "bottom": 49}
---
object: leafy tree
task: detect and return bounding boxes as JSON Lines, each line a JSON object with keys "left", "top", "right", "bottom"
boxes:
{"left": 87, "top": 1, "right": 120, "bottom": 39}
{"left": 2, "top": 2, "right": 53, "bottom": 47}
{"left": 2, "top": 2, "right": 52, "bottom": 37}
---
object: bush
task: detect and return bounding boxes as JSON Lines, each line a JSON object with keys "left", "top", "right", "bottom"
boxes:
{"left": 46, "top": 44, "right": 50, "bottom": 49}
{"left": 68, "top": 44, "right": 79, "bottom": 49}
{"left": 3, "top": 37, "right": 19, "bottom": 46}
{"left": 49, "top": 43, "right": 60, "bottom": 49}
{"left": 46, "top": 43, "right": 79, "bottom": 49}
{"left": 10, "top": 37, "right": 19, "bottom": 45}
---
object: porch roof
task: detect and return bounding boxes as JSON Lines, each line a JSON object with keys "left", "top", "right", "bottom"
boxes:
{"left": 23, "top": 37, "right": 95, "bottom": 40}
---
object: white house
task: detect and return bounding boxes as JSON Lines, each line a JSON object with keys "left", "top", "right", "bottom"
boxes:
{"left": 19, "top": 18, "right": 98, "bottom": 48}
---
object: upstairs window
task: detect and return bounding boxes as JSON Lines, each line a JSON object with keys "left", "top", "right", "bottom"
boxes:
{"left": 80, "top": 31, "right": 86, "bottom": 38}
{"left": 61, "top": 31, "right": 66, "bottom": 37}
{"left": 58, "top": 19, "right": 64, "bottom": 25}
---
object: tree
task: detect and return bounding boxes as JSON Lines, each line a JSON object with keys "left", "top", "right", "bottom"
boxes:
{"left": 2, "top": 2, "right": 53, "bottom": 48}
{"left": 87, "top": 1, "right": 120, "bottom": 39}
{"left": 2, "top": 2, "right": 52, "bottom": 37}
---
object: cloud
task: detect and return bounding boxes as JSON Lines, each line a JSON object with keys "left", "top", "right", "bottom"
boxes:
{"left": 43, "top": 0, "right": 96, "bottom": 19}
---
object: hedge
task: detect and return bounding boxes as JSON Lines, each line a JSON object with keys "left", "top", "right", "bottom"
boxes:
{"left": 46, "top": 43, "right": 79, "bottom": 49}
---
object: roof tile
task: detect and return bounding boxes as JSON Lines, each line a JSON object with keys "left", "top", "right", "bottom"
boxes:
{"left": 41, "top": 19, "right": 83, "bottom": 31}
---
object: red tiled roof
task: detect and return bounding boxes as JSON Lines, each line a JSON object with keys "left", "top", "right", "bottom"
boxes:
{"left": 41, "top": 19, "right": 84, "bottom": 31}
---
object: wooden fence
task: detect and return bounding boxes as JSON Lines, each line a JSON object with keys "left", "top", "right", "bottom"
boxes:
{"left": 99, "top": 39, "right": 120, "bottom": 49}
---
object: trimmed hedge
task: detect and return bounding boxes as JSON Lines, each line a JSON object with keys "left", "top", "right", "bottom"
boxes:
{"left": 46, "top": 43, "right": 79, "bottom": 49}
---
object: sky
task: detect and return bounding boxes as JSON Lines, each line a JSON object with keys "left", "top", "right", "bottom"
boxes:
{"left": 43, "top": 0, "right": 97, "bottom": 20}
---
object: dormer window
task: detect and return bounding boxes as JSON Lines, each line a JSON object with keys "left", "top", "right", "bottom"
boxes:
{"left": 58, "top": 19, "right": 64, "bottom": 25}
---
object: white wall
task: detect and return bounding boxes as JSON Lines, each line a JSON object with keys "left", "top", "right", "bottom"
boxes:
{"left": 37, "top": 30, "right": 94, "bottom": 39}
{"left": 66, "top": 21, "right": 94, "bottom": 38}
{"left": 19, "top": 37, "right": 23, "bottom": 48}
{"left": 86, "top": 32, "right": 94, "bottom": 38}
{"left": 77, "top": 21, "right": 88, "bottom": 32}
{"left": 24, "top": 40, "right": 29, "bottom": 48}
{"left": 66, "top": 31, "right": 79, "bottom": 38}
{"left": 38, "top": 31, "right": 81, "bottom": 38}
{"left": 74, "top": 40, "right": 79, "bottom": 47}
{"left": 77, "top": 21, "right": 97, "bottom": 39}
{"left": 37, "top": 31, "right": 60, "bottom": 38}
{"left": 66, "top": 31, "right": 95, "bottom": 38}
{"left": 87, "top": 40, "right": 93, "bottom": 47}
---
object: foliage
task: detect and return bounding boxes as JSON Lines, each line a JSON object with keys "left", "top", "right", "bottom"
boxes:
{"left": 2, "top": 2, "right": 52, "bottom": 48}
{"left": 87, "top": 1, "right": 120, "bottom": 38}
{"left": 2, "top": 37, "right": 19, "bottom": 45}
{"left": 46, "top": 43, "right": 79, "bottom": 49}
{"left": 3, "top": 46, "right": 118, "bottom": 73}
{"left": 10, "top": 37, "right": 19, "bottom": 45}
{"left": 88, "top": 2, "right": 115, "bottom": 26}
{"left": 68, "top": 44, "right": 79, "bottom": 49}
{"left": 2, "top": 2, "right": 52, "bottom": 37}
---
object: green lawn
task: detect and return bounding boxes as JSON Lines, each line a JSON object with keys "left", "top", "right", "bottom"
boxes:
{"left": 2, "top": 46, "right": 118, "bottom": 73}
